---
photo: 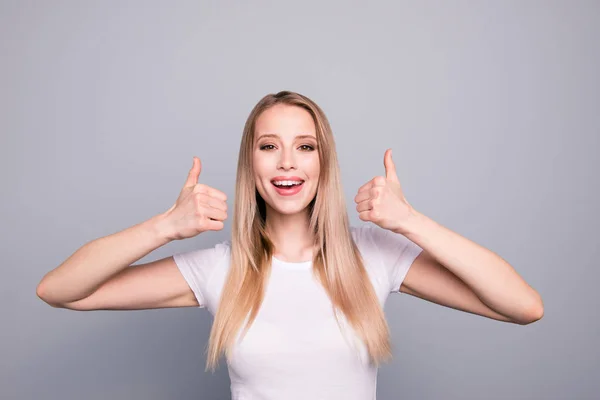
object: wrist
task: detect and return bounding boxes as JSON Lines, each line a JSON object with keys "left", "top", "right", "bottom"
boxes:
{"left": 148, "top": 211, "right": 176, "bottom": 244}
{"left": 397, "top": 210, "right": 438, "bottom": 248}
{"left": 393, "top": 208, "right": 428, "bottom": 237}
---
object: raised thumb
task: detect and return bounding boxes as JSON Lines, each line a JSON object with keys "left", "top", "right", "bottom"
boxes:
{"left": 384, "top": 149, "right": 398, "bottom": 182}
{"left": 184, "top": 156, "right": 202, "bottom": 188}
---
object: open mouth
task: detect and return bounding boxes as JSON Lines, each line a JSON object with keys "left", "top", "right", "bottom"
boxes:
{"left": 271, "top": 179, "right": 305, "bottom": 196}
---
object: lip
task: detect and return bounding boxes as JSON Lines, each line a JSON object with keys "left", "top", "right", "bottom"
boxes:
{"left": 270, "top": 177, "right": 305, "bottom": 197}
{"left": 270, "top": 176, "right": 305, "bottom": 183}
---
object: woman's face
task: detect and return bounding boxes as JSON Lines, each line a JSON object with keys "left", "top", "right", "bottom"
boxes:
{"left": 253, "top": 104, "right": 320, "bottom": 216}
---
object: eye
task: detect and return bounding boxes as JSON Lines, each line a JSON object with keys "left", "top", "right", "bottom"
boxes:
{"left": 259, "top": 144, "right": 315, "bottom": 151}
{"left": 300, "top": 145, "right": 315, "bottom": 151}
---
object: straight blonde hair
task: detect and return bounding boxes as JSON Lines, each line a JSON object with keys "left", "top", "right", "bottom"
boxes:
{"left": 206, "top": 91, "right": 393, "bottom": 371}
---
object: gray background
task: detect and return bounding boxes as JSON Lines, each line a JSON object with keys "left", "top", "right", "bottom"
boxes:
{"left": 1, "top": 1, "right": 598, "bottom": 399}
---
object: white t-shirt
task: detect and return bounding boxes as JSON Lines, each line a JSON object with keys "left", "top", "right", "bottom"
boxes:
{"left": 173, "top": 224, "right": 423, "bottom": 400}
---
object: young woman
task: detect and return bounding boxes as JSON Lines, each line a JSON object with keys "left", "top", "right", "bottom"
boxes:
{"left": 37, "top": 90, "right": 543, "bottom": 400}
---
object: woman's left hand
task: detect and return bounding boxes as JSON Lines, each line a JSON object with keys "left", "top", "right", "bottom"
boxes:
{"left": 354, "top": 149, "right": 418, "bottom": 234}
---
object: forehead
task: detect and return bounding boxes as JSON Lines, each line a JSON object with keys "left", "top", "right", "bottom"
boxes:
{"left": 255, "top": 104, "right": 316, "bottom": 140}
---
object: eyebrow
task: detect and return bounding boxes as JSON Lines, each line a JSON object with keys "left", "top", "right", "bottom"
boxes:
{"left": 256, "top": 133, "right": 317, "bottom": 141}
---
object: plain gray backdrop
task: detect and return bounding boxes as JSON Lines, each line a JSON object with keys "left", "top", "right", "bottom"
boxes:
{"left": 2, "top": 1, "right": 598, "bottom": 399}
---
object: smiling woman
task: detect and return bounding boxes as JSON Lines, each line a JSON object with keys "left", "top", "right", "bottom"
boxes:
{"left": 251, "top": 103, "right": 322, "bottom": 226}
{"left": 206, "top": 93, "right": 402, "bottom": 380}
{"left": 36, "top": 90, "right": 542, "bottom": 400}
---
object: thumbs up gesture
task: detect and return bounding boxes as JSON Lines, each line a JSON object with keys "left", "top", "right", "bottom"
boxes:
{"left": 354, "top": 149, "right": 417, "bottom": 234}
{"left": 163, "top": 157, "right": 228, "bottom": 240}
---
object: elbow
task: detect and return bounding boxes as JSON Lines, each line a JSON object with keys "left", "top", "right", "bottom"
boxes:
{"left": 36, "top": 281, "right": 47, "bottom": 302}
{"left": 36, "top": 282, "right": 62, "bottom": 308}
{"left": 517, "top": 295, "right": 544, "bottom": 325}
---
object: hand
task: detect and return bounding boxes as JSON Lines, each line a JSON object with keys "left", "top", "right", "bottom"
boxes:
{"left": 354, "top": 149, "right": 417, "bottom": 234}
{"left": 163, "top": 157, "right": 228, "bottom": 240}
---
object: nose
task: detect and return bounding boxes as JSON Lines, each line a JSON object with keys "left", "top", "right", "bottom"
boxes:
{"left": 277, "top": 147, "right": 296, "bottom": 170}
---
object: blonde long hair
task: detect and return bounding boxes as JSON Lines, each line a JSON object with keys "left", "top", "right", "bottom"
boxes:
{"left": 206, "top": 90, "right": 392, "bottom": 371}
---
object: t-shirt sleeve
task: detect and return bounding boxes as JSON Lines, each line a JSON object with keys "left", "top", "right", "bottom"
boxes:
{"left": 172, "top": 241, "right": 229, "bottom": 308}
{"left": 365, "top": 225, "right": 424, "bottom": 293}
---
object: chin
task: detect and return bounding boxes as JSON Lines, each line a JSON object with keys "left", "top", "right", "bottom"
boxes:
{"left": 266, "top": 196, "right": 316, "bottom": 216}
{"left": 268, "top": 203, "right": 310, "bottom": 216}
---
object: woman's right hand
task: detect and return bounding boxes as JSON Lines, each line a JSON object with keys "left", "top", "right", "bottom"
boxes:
{"left": 162, "top": 157, "right": 228, "bottom": 241}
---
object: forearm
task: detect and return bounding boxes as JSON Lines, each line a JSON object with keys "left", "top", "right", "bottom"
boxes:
{"left": 400, "top": 211, "right": 543, "bottom": 324}
{"left": 37, "top": 212, "right": 173, "bottom": 305}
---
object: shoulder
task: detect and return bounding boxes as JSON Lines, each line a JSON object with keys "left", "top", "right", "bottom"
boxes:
{"left": 349, "top": 224, "right": 396, "bottom": 250}
{"left": 349, "top": 224, "right": 423, "bottom": 293}
{"left": 172, "top": 239, "right": 231, "bottom": 277}
{"left": 174, "top": 238, "right": 230, "bottom": 260}
{"left": 171, "top": 239, "right": 231, "bottom": 310}
{"left": 349, "top": 224, "right": 386, "bottom": 264}
{"left": 350, "top": 224, "right": 418, "bottom": 250}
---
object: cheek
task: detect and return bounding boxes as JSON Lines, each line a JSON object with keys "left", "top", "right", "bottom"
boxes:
{"left": 310, "top": 162, "right": 321, "bottom": 179}
{"left": 252, "top": 157, "right": 267, "bottom": 177}
{"left": 252, "top": 158, "right": 271, "bottom": 190}
{"left": 299, "top": 156, "right": 320, "bottom": 174}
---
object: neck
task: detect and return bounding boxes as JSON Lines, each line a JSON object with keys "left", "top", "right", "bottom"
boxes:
{"left": 265, "top": 206, "right": 314, "bottom": 261}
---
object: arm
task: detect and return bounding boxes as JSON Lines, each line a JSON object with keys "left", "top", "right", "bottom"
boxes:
{"left": 400, "top": 249, "right": 514, "bottom": 323}
{"left": 35, "top": 212, "right": 197, "bottom": 309}
{"left": 55, "top": 255, "right": 199, "bottom": 311}
{"left": 399, "top": 211, "right": 544, "bottom": 325}
{"left": 355, "top": 149, "right": 542, "bottom": 325}
{"left": 36, "top": 156, "right": 227, "bottom": 310}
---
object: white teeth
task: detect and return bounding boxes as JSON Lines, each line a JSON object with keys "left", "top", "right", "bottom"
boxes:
{"left": 273, "top": 180, "right": 303, "bottom": 187}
